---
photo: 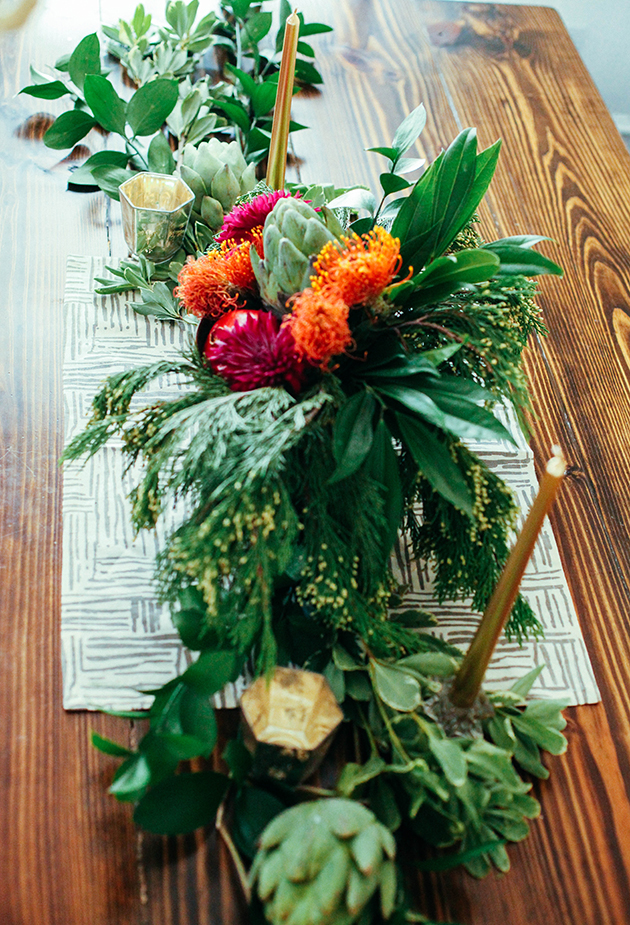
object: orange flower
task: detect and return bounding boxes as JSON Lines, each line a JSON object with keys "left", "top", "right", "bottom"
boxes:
{"left": 311, "top": 225, "right": 406, "bottom": 306}
{"left": 175, "top": 234, "right": 261, "bottom": 318}
{"left": 287, "top": 288, "right": 353, "bottom": 368}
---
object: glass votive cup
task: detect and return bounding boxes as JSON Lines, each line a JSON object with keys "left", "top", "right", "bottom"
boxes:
{"left": 119, "top": 172, "right": 194, "bottom": 264}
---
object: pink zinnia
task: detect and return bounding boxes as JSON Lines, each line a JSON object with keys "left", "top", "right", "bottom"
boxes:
{"left": 215, "top": 190, "right": 300, "bottom": 244}
{"left": 204, "top": 309, "right": 307, "bottom": 393}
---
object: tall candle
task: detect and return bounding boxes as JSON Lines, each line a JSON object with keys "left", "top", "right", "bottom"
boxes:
{"left": 266, "top": 10, "right": 300, "bottom": 190}
{"left": 449, "top": 447, "right": 566, "bottom": 709}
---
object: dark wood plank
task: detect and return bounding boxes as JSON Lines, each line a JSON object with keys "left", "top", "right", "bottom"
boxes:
{"left": 2, "top": 2, "right": 630, "bottom": 924}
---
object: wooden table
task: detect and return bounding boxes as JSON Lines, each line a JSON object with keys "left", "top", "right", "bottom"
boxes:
{"left": 2, "top": 1, "right": 630, "bottom": 922}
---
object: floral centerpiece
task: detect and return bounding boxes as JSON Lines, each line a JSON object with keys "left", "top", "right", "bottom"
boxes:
{"left": 25, "top": 3, "right": 570, "bottom": 923}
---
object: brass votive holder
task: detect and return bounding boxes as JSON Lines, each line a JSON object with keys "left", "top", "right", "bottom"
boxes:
{"left": 119, "top": 172, "right": 194, "bottom": 264}
{"left": 240, "top": 667, "right": 343, "bottom": 784}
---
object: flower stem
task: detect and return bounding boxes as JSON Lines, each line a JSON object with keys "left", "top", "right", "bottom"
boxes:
{"left": 216, "top": 799, "right": 251, "bottom": 904}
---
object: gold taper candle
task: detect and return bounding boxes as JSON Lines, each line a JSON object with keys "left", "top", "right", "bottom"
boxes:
{"left": 265, "top": 9, "right": 300, "bottom": 190}
{"left": 449, "top": 447, "right": 567, "bottom": 709}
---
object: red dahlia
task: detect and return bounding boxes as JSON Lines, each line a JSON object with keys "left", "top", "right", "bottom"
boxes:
{"left": 204, "top": 309, "right": 306, "bottom": 393}
{"left": 215, "top": 190, "right": 300, "bottom": 244}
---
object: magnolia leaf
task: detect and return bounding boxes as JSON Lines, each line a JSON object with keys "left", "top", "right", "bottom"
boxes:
{"left": 294, "top": 59, "right": 323, "bottom": 85}
{"left": 395, "top": 412, "right": 473, "bottom": 515}
{"left": 43, "top": 110, "right": 97, "bottom": 149}
{"left": 212, "top": 98, "right": 251, "bottom": 133}
{"left": 240, "top": 10, "right": 272, "bottom": 47}
{"left": 223, "top": 739, "right": 253, "bottom": 784}
{"left": 68, "top": 32, "right": 101, "bottom": 92}
{"left": 328, "top": 187, "right": 377, "bottom": 215}
{"left": 20, "top": 80, "right": 69, "bottom": 99}
{"left": 380, "top": 173, "right": 410, "bottom": 196}
{"left": 433, "top": 127, "right": 478, "bottom": 250}
{"left": 394, "top": 156, "right": 425, "bottom": 175}
{"left": 91, "top": 165, "right": 134, "bottom": 200}
{"left": 370, "top": 776, "right": 401, "bottom": 831}
{"left": 156, "top": 732, "right": 213, "bottom": 760}
{"left": 391, "top": 103, "right": 427, "bottom": 159}
{"left": 482, "top": 242, "right": 563, "bottom": 277}
{"left": 251, "top": 81, "right": 279, "bottom": 118}
{"left": 147, "top": 132, "right": 176, "bottom": 174}
{"left": 181, "top": 648, "right": 242, "bottom": 696}
{"left": 179, "top": 689, "right": 218, "bottom": 751}
{"left": 415, "top": 249, "right": 500, "bottom": 289}
{"left": 370, "top": 659, "right": 422, "bottom": 712}
{"left": 109, "top": 753, "right": 152, "bottom": 801}
{"left": 232, "top": 785, "right": 287, "bottom": 859}
{"left": 127, "top": 79, "right": 179, "bottom": 136}
{"left": 133, "top": 771, "right": 229, "bottom": 834}
{"left": 421, "top": 343, "right": 463, "bottom": 366}
{"left": 83, "top": 74, "right": 127, "bottom": 135}
{"left": 329, "top": 390, "right": 376, "bottom": 483}
{"left": 91, "top": 732, "right": 132, "bottom": 757}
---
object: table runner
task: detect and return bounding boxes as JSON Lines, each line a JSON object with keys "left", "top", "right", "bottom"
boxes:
{"left": 61, "top": 256, "right": 600, "bottom": 710}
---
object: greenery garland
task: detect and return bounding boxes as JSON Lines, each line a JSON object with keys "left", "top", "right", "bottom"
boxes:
{"left": 24, "top": 5, "right": 570, "bottom": 924}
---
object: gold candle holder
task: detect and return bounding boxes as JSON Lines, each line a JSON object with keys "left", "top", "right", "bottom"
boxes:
{"left": 119, "top": 172, "right": 194, "bottom": 264}
{"left": 240, "top": 667, "right": 343, "bottom": 784}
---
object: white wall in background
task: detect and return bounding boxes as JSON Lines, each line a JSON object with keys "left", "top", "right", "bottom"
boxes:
{"left": 453, "top": 0, "right": 630, "bottom": 130}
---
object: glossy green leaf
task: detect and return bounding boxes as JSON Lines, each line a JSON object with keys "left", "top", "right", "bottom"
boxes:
{"left": 482, "top": 242, "right": 563, "bottom": 277}
{"left": 434, "top": 127, "right": 478, "bottom": 249}
{"left": 391, "top": 103, "right": 427, "bottom": 159}
{"left": 133, "top": 771, "right": 229, "bottom": 834}
{"left": 395, "top": 412, "right": 473, "bottom": 514}
{"left": 43, "top": 110, "right": 97, "bottom": 149}
{"left": 451, "top": 137, "right": 501, "bottom": 236}
{"left": 415, "top": 839, "right": 506, "bottom": 871}
{"left": 224, "top": 63, "right": 257, "bottom": 97}
{"left": 509, "top": 664, "right": 545, "bottom": 698}
{"left": 55, "top": 52, "right": 71, "bottom": 72}
{"left": 373, "top": 382, "right": 447, "bottom": 430}
{"left": 68, "top": 32, "right": 101, "bottom": 92}
{"left": 212, "top": 98, "right": 251, "bottom": 133}
{"left": 241, "top": 11, "right": 272, "bottom": 46}
{"left": 345, "top": 672, "right": 372, "bottom": 701}
{"left": 20, "top": 80, "right": 69, "bottom": 99}
{"left": 363, "top": 419, "right": 403, "bottom": 554}
{"left": 329, "top": 390, "right": 376, "bottom": 483}
{"left": 147, "top": 132, "right": 176, "bottom": 174}
{"left": 127, "top": 79, "right": 179, "bottom": 136}
{"left": 370, "top": 776, "right": 401, "bottom": 831}
{"left": 420, "top": 388, "right": 515, "bottom": 444}
{"left": 299, "top": 21, "right": 334, "bottom": 36}
{"left": 91, "top": 166, "right": 134, "bottom": 200}
{"left": 223, "top": 738, "right": 253, "bottom": 784}
{"left": 91, "top": 732, "right": 132, "bottom": 757}
{"left": 251, "top": 81, "right": 278, "bottom": 118}
{"left": 337, "top": 755, "right": 386, "bottom": 797}
{"left": 397, "top": 652, "right": 458, "bottom": 678}
{"left": 294, "top": 59, "right": 323, "bottom": 84}
{"left": 69, "top": 150, "right": 130, "bottom": 187}
{"left": 328, "top": 187, "right": 377, "bottom": 214}
{"left": 512, "top": 714, "right": 567, "bottom": 755}
{"left": 415, "top": 249, "right": 500, "bottom": 289}
{"left": 380, "top": 172, "right": 410, "bottom": 196}
{"left": 109, "top": 753, "right": 152, "bottom": 801}
{"left": 232, "top": 785, "right": 286, "bottom": 859}
{"left": 370, "top": 659, "right": 422, "bottom": 712}
{"left": 181, "top": 648, "right": 242, "bottom": 695}
{"left": 394, "top": 156, "right": 425, "bottom": 175}
{"left": 179, "top": 688, "right": 218, "bottom": 751}
{"left": 83, "top": 74, "right": 127, "bottom": 135}
{"left": 366, "top": 145, "right": 398, "bottom": 162}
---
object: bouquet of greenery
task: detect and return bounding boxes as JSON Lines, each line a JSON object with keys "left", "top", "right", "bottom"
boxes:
{"left": 30, "top": 3, "right": 569, "bottom": 923}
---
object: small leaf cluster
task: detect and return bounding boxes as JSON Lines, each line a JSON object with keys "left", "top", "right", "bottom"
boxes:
{"left": 330, "top": 648, "right": 568, "bottom": 879}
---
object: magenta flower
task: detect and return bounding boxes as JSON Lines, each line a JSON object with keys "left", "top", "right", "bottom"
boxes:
{"left": 204, "top": 309, "right": 307, "bottom": 393}
{"left": 215, "top": 190, "right": 301, "bottom": 244}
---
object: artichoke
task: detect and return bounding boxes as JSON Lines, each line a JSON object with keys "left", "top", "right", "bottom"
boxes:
{"left": 177, "top": 138, "right": 257, "bottom": 232}
{"left": 250, "top": 798, "right": 397, "bottom": 925}
{"left": 251, "top": 197, "right": 338, "bottom": 309}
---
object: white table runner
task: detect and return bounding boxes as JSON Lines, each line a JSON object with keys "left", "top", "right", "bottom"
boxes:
{"left": 62, "top": 256, "right": 600, "bottom": 710}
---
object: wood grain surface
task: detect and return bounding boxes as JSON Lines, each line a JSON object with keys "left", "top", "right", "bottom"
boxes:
{"left": 1, "top": 1, "right": 630, "bottom": 923}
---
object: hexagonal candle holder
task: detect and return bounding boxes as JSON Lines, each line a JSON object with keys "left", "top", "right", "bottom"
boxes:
{"left": 240, "top": 667, "right": 344, "bottom": 785}
{"left": 119, "top": 172, "right": 194, "bottom": 264}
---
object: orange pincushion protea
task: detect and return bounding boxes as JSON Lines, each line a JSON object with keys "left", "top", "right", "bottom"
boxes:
{"left": 311, "top": 225, "right": 406, "bottom": 306}
{"left": 175, "top": 232, "right": 263, "bottom": 318}
{"left": 287, "top": 288, "right": 353, "bottom": 368}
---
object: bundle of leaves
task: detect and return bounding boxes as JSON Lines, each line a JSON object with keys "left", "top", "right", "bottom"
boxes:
{"left": 66, "top": 103, "right": 567, "bottom": 925}
{"left": 19, "top": 0, "right": 331, "bottom": 196}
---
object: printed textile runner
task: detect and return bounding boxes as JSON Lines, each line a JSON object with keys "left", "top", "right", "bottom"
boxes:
{"left": 62, "top": 256, "right": 601, "bottom": 711}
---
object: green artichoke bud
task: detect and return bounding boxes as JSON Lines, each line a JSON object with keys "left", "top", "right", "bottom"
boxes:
{"left": 252, "top": 198, "right": 338, "bottom": 309}
{"left": 200, "top": 195, "right": 224, "bottom": 228}
{"left": 211, "top": 163, "right": 241, "bottom": 211}
{"left": 251, "top": 798, "right": 397, "bottom": 925}
{"left": 177, "top": 139, "right": 258, "bottom": 231}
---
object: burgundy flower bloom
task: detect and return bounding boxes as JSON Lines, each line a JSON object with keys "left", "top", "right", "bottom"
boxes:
{"left": 215, "top": 190, "right": 301, "bottom": 244}
{"left": 204, "top": 309, "right": 307, "bottom": 393}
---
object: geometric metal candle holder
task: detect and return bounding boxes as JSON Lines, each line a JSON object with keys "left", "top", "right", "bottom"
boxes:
{"left": 240, "top": 667, "right": 344, "bottom": 785}
{"left": 119, "top": 172, "right": 194, "bottom": 264}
